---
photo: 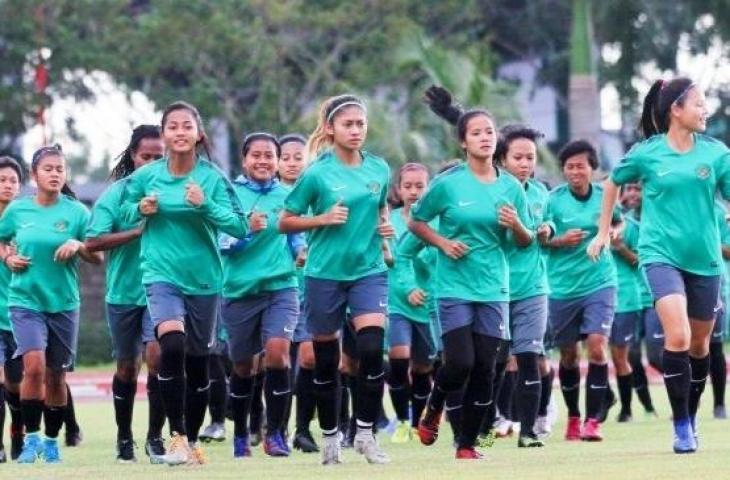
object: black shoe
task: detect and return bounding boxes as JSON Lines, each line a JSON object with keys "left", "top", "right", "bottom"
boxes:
{"left": 617, "top": 411, "right": 633, "bottom": 423}
{"left": 250, "top": 430, "right": 263, "bottom": 447}
{"left": 598, "top": 388, "right": 617, "bottom": 424}
{"left": 0, "top": 447, "right": 7, "bottom": 463}
{"left": 65, "top": 428, "right": 83, "bottom": 447}
{"left": 517, "top": 434, "right": 545, "bottom": 448}
{"left": 144, "top": 437, "right": 166, "bottom": 464}
{"left": 714, "top": 405, "right": 727, "bottom": 419}
{"left": 10, "top": 427, "right": 23, "bottom": 460}
{"left": 293, "top": 430, "right": 320, "bottom": 453}
{"left": 116, "top": 439, "right": 137, "bottom": 463}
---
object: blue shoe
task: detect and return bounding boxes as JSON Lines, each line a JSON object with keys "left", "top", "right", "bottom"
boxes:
{"left": 263, "top": 432, "right": 289, "bottom": 457}
{"left": 277, "top": 432, "right": 291, "bottom": 455}
{"left": 233, "top": 435, "right": 251, "bottom": 458}
{"left": 42, "top": 438, "right": 61, "bottom": 463}
{"left": 673, "top": 418, "right": 697, "bottom": 454}
{"left": 17, "top": 433, "right": 42, "bottom": 464}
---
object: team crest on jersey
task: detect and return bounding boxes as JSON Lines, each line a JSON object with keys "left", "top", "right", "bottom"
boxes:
{"left": 696, "top": 164, "right": 711, "bottom": 180}
{"left": 54, "top": 220, "right": 68, "bottom": 232}
{"left": 367, "top": 181, "right": 381, "bottom": 195}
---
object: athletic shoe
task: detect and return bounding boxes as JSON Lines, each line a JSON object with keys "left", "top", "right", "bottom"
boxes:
{"left": 354, "top": 429, "right": 390, "bottom": 464}
{"left": 249, "top": 430, "right": 263, "bottom": 447}
{"left": 714, "top": 405, "right": 727, "bottom": 419}
{"left": 598, "top": 388, "right": 616, "bottom": 424}
{"left": 564, "top": 416, "right": 582, "bottom": 441}
{"left": 278, "top": 432, "right": 291, "bottom": 455}
{"left": 546, "top": 396, "right": 559, "bottom": 426}
{"left": 617, "top": 411, "right": 633, "bottom": 423}
{"left": 534, "top": 416, "right": 552, "bottom": 438}
{"left": 145, "top": 437, "right": 166, "bottom": 464}
{"left": 493, "top": 416, "right": 513, "bottom": 438}
{"left": 65, "top": 428, "right": 82, "bottom": 447}
{"left": 476, "top": 428, "right": 496, "bottom": 448}
{"left": 16, "top": 432, "right": 43, "bottom": 464}
{"left": 673, "top": 418, "right": 697, "bottom": 454}
{"left": 116, "top": 439, "right": 137, "bottom": 463}
{"left": 391, "top": 421, "right": 411, "bottom": 443}
{"left": 518, "top": 434, "right": 545, "bottom": 448}
{"left": 418, "top": 409, "right": 442, "bottom": 446}
{"left": 10, "top": 426, "right": 24, "bottom": 460}
{"left": 199, "top": 422, "right": 226, "bottom": 443}
{"left": 0, "top": 448, "right": 6, "bottom": 463}
{"left": 581, "top": 418, "right": 603, "bottom": 442}
{"left": 455, "top": 447, "right": 483, "bottom": 459}
{"left": 321, "top": 433, "right": 343, "bottom": 466}
{"left": 263, "top": 432, "right": 289, "bottom": 457}
{"left": 233, "top": 435, "right": 252, "bottom": 458}
{"left": 161, "top": 433, "right": 191, "bottom": 466}
{"left": 690, "top": 416, "right": 699, "bottom": 447}
{"left": 42, "top": 437, "right": 61, "bottom": 463}
{"left": 187, "top": 443, "right": 207, "bottom": 466}
{"left": 293, "top": 430, "right": 319, "bottom": 453}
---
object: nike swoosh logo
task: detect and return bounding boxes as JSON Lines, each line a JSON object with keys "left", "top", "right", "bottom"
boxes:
{"left": 283, "top": 326, "right": 295, "bottom": 333}
{"left": 562, "top": 217, "right": 576, "bottom": 223}
{"left": 657, "top": 169, "right": 672, "bottom": 177}
{"left": 313, "top": 379, "right": 333, "bottom": 385}
{"left": 158, "top": 375, "right": 173, "bottom": 381}
{"left": 525, "top": 380, "right": 541, "bottom": 386}
{"left": 273, "top": 390, "right": 291, "bottom": 396}
{"left": 207, "top": 341, "right": 215, "bottom": 348}
{"left": 663, "top": 372, "right": 683, "bottom": 379}
{"left": 652, "top": 333, "right": 665, "bottom": 339}
{"left": 413, "top": 393, "right": 430, "bottom": 400}
{"left": 114, "top": 395, "right": 125, "bottom": 400}
{"left": 601, "top": 323, "right": 611, "bottom": 329}
{"left": 366, "top": 372, "right": 385, "bottom": 381}
{"left": 589, "top": 384, "right": 608, "bottom": 390}
{"left": 444, "top": 404, "right": 463, "bottom": 412}
{"left": 379, "top": 301, "right": 387, "bottom": 308}
{"left": 61, "top": 362, "right": 73, "bottom": 370}
{"left": 458, "top": 200, "right": 476, "bottom": 207}
{"left": 624, "top": 335, "right": 634, "bottom": 342}
{"left": 230, "top": 393, "right": 251, "bottom": 399}
{"left": 197, "top": 382, "right": 211, "bottom": 393}
{"left": 473, "top": 401, "right": 491, "bottom": 407}
{"left": 331, "top": 185, "right": 347, "bottom": 191}
{"left": 498, "top": 323, "right": 505, "bottom": 331}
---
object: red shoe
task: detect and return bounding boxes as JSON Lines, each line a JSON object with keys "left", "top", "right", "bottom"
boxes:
{"left": 565, "top": 416, "right": 582, "bottom": 441}
{"left": 455, "top": 447, "right": 483, "bottom": 460}
{"left": 581, "top": 418, "right": 603, "bottom": 442}
{"left": 418, "top": 409, "right": 442, "bottom": 446}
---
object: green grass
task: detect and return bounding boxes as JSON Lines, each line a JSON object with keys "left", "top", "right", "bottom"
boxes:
{"left": 3, "top": 386, "right": 730, "bottom": 479}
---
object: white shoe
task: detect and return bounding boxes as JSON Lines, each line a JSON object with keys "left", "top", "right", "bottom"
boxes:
{"left": 161, "top": 434, "right": 191, "bottom": 466}
{"left": 546, "top": 395, "right": 558, "bottom": 427}
{"left": 199, "top": 422, "right": 226, "bottom": 443}
{"left": 354, "top": 429, "right": 390, "bottom": 464}
{"left": 321, "top": 433, "right": 343, "bottom": 466}
{"left": 534, "top": 416, "right": 552, "bottom": 438}
{"left": 493, "top": 416, "right": 513, "bottom": 438}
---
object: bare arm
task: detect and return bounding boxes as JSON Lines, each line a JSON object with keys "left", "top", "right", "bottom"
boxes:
{"left": 587, "top": 179, "right": 620, "bottom": 260}
{"left": 86, "top": 227, "right": 142, "bottom": 253}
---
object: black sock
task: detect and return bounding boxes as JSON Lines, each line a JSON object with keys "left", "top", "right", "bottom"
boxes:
{"left": 208, "top": 356, "right": 228, "bottom": 424}
{"left": 497, "top": 370, "right": 516, "bottom": 420}
{"left": 559, "top": 364, "right": 581, "bottom": 417}
{"left": 22, "top": 399, "right": 43, "bottom": 434}
{"left": 0, "top": 385, "right": 5, "bottom": 447}
{"left": 230, "top": 374, "right": 253, "bottom": 438}
{"left": 146, "top": 373, "right": 166, "bottom": 439}
{"left": 538, "top": 367, "right": 554, "bottom": 416}
{"left": 355, "top": 327, "right": 386, "bottom": 428}
{"left": 112, "top": 375, "right": 137, "bottom": 441}
{"left": 630, "top": 351, "right": 655, "bottom": 412}
{"left": 5, "top": 389, "right": 22, "bottom": 432}
{"left": 445, "top": 389, "right": 463, "bottom": 443}
{"left": 411, "top": 372, "right": 431, "bottom": 428}
{"left": 481, "top": 359, "right": 508, "bottom": 434}
{"left": 184, "top": 355, "right": 210, "bottom": 443}
{"left": 710, "top": 342, "right": 726, "bottom": 407}
{"left": 249, "top": 371, "right": 265, "bottom": 434}
{"left": 313, "top": 340, "right": 341, "bottom": 435}
{"left": 295, "top": 367, "right": 316, "bottom": 433}
{"left": 346, "top": 374, "right": 358, "bottom": 424}
{"left": 264, "top": 368, "right": 290, "bottom": 434}
{"left": 388, "top": 358, "right": 410, "bottom": 422}
{"left": 617, "top": 373, "right": 633, "bottom": 416}
{"left": 516, "top": 353, "right": 541, "bottom": 437}
{"left": 585, "top": 363, "right": 608, "bottom": 419}
{"left": 44, "top": 405, "right": 65, "bottom": 439}
{"left": 63, "top": 383, "right": 79, "bottom": 432}
{"left": 662, "top": 349, "right": 690, "bottom": 421}
{"left": 338, "top": 373, "right": 350, "bottom": 431}
{"left": 688, "top": 354, "right": 710, "bottom": 419}
{"left": 158, "top": 331, "right": 187, "bottom": 436}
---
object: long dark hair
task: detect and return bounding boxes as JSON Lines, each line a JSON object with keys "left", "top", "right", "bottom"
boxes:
{"left": 110, "top": 124, "right": 161, "bottom": 181}
{"left": 639, "top": 77, "right": 695, "bottom": 138}
{"left": 0, "top": 155, "right": 25, "bottom": 184}
{"left": 424, "top": 85, "right": 495, "bottom": 143}
{"left": 30, "top": 144, "right": 76, "bottom": 199}
{"left": 160, "top": 101, "right": 213, "bottom": 160}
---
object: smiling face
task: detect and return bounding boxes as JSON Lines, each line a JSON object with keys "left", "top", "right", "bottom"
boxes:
{"left": 132, "top": 137, "right": 165, "bottom": 170}
{"left": 244, "top": 139, "right": 278, "bottom": 182}
{"left": 461, "top": 114, "right": 496, "bottom": 161}
{"left": 620, "top": 183, "right": 642, "bottom": 210}
{"left": 671, "top": 87, "right": 708, "bottom": 133}
{"left": 562, "top": 152, "right": 593, "bottom": 191}
{"left": 279, "top": 141, "right": 306, "bottom": 184}
{"left": 502, "top": 137, "right": 537, "bottom": 183}
{"left": 326, "top": 106, "right": 367, "bottom": 152}
{"left": 162, "top": 108, "right": 201, "bottom": 155}
{"left": 33, "top": 154, "right": 66, "bottom": 195}
{"left": 0, "top": 166, "right": 20, "bottom": 204}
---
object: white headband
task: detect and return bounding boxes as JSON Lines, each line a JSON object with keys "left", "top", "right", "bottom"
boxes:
{"left": 327, "top": 101, "right": 366, "bottom": 122}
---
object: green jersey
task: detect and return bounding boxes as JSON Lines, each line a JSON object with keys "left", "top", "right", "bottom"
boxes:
{"left": 505, "top": 178, "right": 550, "bottom": 301}
{"left": 628, "top": 210, "right": 653, "bottom": 308}
{"left": 612, "top": 215, "right": 642, "bottom": 313}
{"left": 545, "top": 183, "right": 618, "bottom": 299}
{"left": 0, "top": 195, "right": 90, "bottom": 313}
{"left": 0, "top": 262, "right": 10, "bottom": 331}
{"left": 86, "top": 178, "right": 145, "bottom": 306}
{"left": 222, "top": 180, "right": 297, "bottom": 298}
{"left": 715, "top": 201, "right": 730, "bottom": 300}
{"left": 611, "top": 134, "right": 730, "bottom": 276}
{"left": 121, "top": 157, "right": 248, "bottom": 295}
{"left": 411, "top": 165, "right": 530, "bottom": 303}
{"left": 284, "top": 150, "right": 390, "bottom": 281}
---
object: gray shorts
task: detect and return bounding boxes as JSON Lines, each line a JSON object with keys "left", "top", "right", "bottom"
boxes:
{"left": 644, "top": 263, "right": 720, "bottom": 320}
{"left": 642, "top": 307, "right": 665, "bottom": 345}
{"left": 145, "top": 282, "right": 219, "bottom": 356}
{"left": 548, "top": 287, "right": 616, "bottom": 347}
{"left": 509, "top": 295, "right": 548, "bottom": 355}
{"left": 305, "top": 272, "right": 387, "bottom": 336}
{"left": 610, "top": 311, "right": 640, "bottom": 346}
{"left": 106, "top": 304, "right": 155, "bottom": 361}
{"left": 712, "top": 306, "right": 726, "bottom": 343}
{"left": 438, "top": 298, "right": 508, "bottom": 340}
{"left": 293, "top": 299, "right": 313, "bottom": 343}
{"left": 222, "top": 288, "right": 299, "bottom": 363}
{"left": 0, "top": 329, "right": 17, "bottom": 365}
{"left": 10, "top": 307, "right": 78, "bottom": 371}
{"left": 388, "top": 314, "right": 437, "bottom": 365}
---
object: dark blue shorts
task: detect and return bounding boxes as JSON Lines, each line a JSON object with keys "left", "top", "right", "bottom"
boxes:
{"left": 712, "top": 306, "right": 726, "bottom": 343}
{"left": 509, "top": 295, "right": 548, "bottom": 355}
{"left": 0, "top": 329, "right": 16, "bottom": 366}
{"left": 387, "top": 314, "right": 437, "bottom": 365}
{"left": 610, "top": 311, "right": 640, "bottom": 346}
{"left": 221, "top": 288, "right": 299, "bottom": 362}
{"left": 10, "top": 307, "right": 78, "bottom": 371}
{"left": 437, "top": 299, "right": 508, "bottom": 339}
{"left": 548, "top": 287, "right": 616, "bottom": 347}
{"left": 305, "top": 272, "right": 387, "bottom": 336}
{"left": 106, "top": 304, "right": 154, "bottom": 361}
{"left": 644, "top": 263, "right": 720, "bottom": 320}
{"left": 642, "top": 307, "right": 665, "bottom": 345}
{"left": 145, "top": 282, "right": 219, "bottom": 356}
{"left": 293, "top": 298, "right": 313, "bottom": 343}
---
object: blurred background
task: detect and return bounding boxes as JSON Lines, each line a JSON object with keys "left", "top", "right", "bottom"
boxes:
{"left": 2, "top": 0, "right": 730, "bottom": 362}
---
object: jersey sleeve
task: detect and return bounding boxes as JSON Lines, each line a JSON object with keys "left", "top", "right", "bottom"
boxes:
{"left": 201, "top": 174, "right": 249, "bottom": 238}
{"left": 120, "top": 169, "right": 146, "bottom": 224}
{"left": 393, "top": 232, "right": 426, "bottom": 296}
{"left": 410, "top": 180, "right": 445, "bottom": 223}
{"left": 75, "top": 204, "right": 92, "bottom": 241}
{"left": 0, "top": 204, "right": 16, "bottom": 242}
{"left": 284, "top": 169, "right": 317, "bottom": 215}
{"left": 610, "top": 146, "right": 642, "bottom": 186}
{"left": 379, "top": 163, "right": 391, "bottom": 209}
{"left": 86, "top": 186, "right": 118, "bottom": 239}
{"left": 715, "top": 151, "right": 730, "bottom": 201}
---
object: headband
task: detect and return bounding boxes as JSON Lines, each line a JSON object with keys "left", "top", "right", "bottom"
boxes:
{"left": 672, "top": 82, "right": 696, "bottom": 105}
{"left": 326, "top": 101, "right": 366, "bottom": 122}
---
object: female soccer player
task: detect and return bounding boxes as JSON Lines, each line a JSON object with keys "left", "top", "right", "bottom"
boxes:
{"left": 414, "top": 86, "right": 532, "bottom": 459}
{"left": 0, "top": 145, "right": 102, "bottom": 463}
{"left": 121, "top": 101, "right": 248, "bottom": 465}
{"left": 280, "top": 94, "right": 393, "bottom": 465}
{"left": 386, "top": 162, "right": 437, "bottom": 443}
{"left": 545, "top": 140, "right": 620, "bottom": 443}
{"left": 711, "top": 201, "right": 730, "bottom": 419}
{"left": 86, "top": 125, "right": 166, "bottom": 463}
{"left": 589, "top": 77, "right": 730, "bottom": 453}
{"left": 0, "top": 156, "right": 24, "bottom": 462}
{"left": 220, "top": 132, "right": 302, "bottom": 459}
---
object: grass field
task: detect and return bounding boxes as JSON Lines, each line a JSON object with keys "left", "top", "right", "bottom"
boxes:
{"left": 2, "top": 385, "right": 730, "bottom": 480}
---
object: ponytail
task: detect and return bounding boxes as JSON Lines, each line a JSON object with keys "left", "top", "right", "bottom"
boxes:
{"left": 110, "top": 124, "right": 161, "bottom": 181}
{"left": 424, "top": 85, "right": 495, "bottom": 142}
{"left": 306, "top": 94, "right": 366, "bottom": 160}
{"left": 61, "top": 183, "right": 77, "bottom": 199}
{"left": 639, "top": 77, "right": 695, "bottom": 138}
